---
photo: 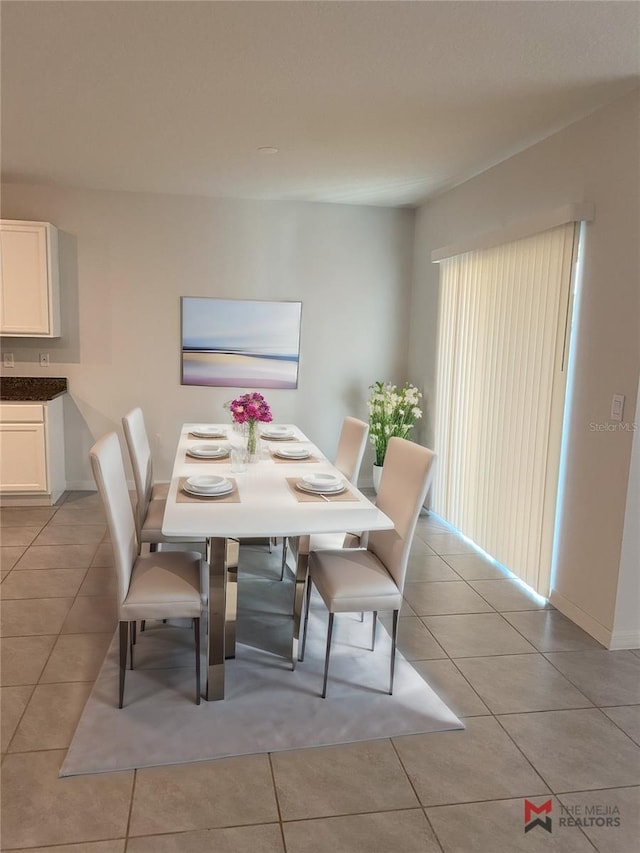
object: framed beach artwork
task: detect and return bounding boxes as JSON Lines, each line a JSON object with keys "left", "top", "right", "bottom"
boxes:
{"left": 181, "top": 297, "right": 302, "bottom": 389}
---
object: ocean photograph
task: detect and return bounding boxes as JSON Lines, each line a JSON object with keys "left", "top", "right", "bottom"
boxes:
{"left": 181, "top": 297, "right": 302, "bottom": 389}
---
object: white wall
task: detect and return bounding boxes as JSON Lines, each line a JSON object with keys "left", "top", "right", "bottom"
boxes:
{"left": 0, "top": 186, "right": 413, "bottom": 488}
{"left": 612, "top": 377, "right": 640, "bottom": 647}
{"left": 409, "top": 90, "right": 640, "bottom": 646}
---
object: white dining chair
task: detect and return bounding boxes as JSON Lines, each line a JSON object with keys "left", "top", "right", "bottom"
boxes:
{"left": 122, "top": 408, "right": 190, "bottom": 548}
{"left": 280, "top": 416, "right": 369, "bottom": 580}
{"left": 300, "top": 437, "right": 436, "bottom": 697}
{"left": 122, "top": 407, "right": 238, "bottom": 632}
{"left": 90, "top": 432, "right": 207, "bottom": 707}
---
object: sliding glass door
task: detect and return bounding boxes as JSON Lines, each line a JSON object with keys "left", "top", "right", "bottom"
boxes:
{"left": 432, "top": 222, "right": 580, "bottom": 596}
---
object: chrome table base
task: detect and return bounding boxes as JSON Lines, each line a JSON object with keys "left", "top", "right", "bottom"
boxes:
{"left": 205, "top": 537, "right": 238, "bottom": 701}
{"left": 205, "top": 536, "right": 307, "bottom": 698}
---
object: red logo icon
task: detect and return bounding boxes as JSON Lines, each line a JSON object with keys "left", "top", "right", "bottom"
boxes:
{"left": 524, "top": 799, "right": 553, "bottom": 833}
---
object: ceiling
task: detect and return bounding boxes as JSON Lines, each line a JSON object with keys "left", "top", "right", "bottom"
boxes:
{"left": 2, "top": 0, "right": 639, "bottom": 208}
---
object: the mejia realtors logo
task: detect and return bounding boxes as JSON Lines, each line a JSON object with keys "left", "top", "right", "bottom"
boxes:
{"left": 524, "top": 799, "right": 553, "bottom": 833}
{"left": 524, "top": 797, "right": 622, "bottom": 832}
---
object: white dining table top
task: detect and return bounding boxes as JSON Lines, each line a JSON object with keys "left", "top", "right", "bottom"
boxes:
{"left": 162, "top": 423, "right": 393, "bottom": 539}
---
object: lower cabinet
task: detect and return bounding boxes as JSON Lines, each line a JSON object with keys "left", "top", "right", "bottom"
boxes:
{"left": 0, "top": 398, "right": 66, "bottom": 505}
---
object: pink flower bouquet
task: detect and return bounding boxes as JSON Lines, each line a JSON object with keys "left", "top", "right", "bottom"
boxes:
{"left": 226, "top": 392, "right": 272, "bottom": 455}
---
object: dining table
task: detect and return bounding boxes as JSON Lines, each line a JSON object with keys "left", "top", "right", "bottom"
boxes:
{"left": 162, "top": 422, "right": 394, "bottom": 700}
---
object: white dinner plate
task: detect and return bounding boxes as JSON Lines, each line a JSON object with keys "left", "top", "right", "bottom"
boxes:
{"left": 186, "top": 444, "right": 229, "bottom": 459}
{"left": 261, "top": 426, "right": 295, "bottom": 439}
{"left": 296, "top": 481, "right": 346, "bottom": 496}
{"left": 190, "top": 426, "right": 227, "bottom": 438}
{"left": 185, "top": 475, "right": 231, "bottom": 494}
{"left": 274, "top": 447, "right": 311, "bottom": 459}
{"left": 183, "top": 483, "right": 234, "bottom": 498}
{"left": 302, "top": 473, "right": 343, "bottom": 490}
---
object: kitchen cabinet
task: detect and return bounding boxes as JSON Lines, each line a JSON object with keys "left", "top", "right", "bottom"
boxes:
{"left": 0, "top": 220, "right": 61, "bottom": 337}
{"left": 0, "top": 399, "right": 66, "bottom": 505}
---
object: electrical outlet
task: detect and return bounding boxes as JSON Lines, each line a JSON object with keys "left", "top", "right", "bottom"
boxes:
{"left": 39, "top": 353, "right": 50, "bottom": 367}
{"left": 611, "top": 394, "right": 625, "bottom": 423}
{"left": 3, "top": 352, "right": 15, "bottom": 367}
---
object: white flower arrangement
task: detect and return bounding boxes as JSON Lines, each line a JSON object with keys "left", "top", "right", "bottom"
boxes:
{"left": 367, "top": 381, "right": 423, "bottom": 466}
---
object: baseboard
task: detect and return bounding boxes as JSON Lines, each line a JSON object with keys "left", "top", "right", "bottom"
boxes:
{"left": 550, "top": 593, "right": 640, "bottom": 649}
{"left": 65, "top": 480, "right": 99, "bottom": 492}
{"left": 0, "top": 495, "right": 56, "bottom": 507}
{"left": 608, "top": 627, "right": 640, "bottom": 650}
{"left": 548, "top": 588, "right": 613, "bottom": 648}
{"left": 66, "top": 479, "right": 140, "bottom": 492}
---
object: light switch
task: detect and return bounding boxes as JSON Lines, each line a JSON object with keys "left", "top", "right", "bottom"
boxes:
{"left": 611, "top": 394, "right": 625, "bottom": 422}
{"left": 3, "top": 352, "right": 15, "bottom": 367}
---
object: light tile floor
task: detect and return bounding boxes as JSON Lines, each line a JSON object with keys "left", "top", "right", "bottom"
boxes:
{"left": 1, "top": 492, "right": 639, "bottom": 852}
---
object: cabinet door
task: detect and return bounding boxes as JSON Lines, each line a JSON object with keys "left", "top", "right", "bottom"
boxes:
{"left": 0, "top": 222, "right": 60, "bottom": 336}
{"left": 0, "top": 423, "right": 48, "bottom": 492}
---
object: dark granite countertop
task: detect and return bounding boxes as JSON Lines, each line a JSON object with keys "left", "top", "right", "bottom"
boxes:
{"left": 0, "top": 377, "right": 68, "bottom": 401}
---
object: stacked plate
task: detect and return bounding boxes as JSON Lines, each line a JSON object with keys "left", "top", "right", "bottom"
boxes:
{"left": 296, "top": 472, "right": 345, "bottom": 495}
{"left": 183, "top": 475, "right": 234, "bottom": 498}
{"left": 273, "top": 446, "right": 311, "bottom": 460}
{"left": 189, "top": 425, "right": 227, "bottom": 439}
{"left": 186, "top": 444, "right": 229, "bottom": 459}
{"left": 261, "top": 425, "right": 295, "bottom": 440}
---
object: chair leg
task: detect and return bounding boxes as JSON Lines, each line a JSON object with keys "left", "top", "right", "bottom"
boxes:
{"left": 389, "top": 609, "right": 400, "bottom": 695}
{"left": 194, "top": 617, "right": 201, "bottom": 705}
{"left": 371, "top": 610, "right": 377, "bottom": 651}
{"left": 321, "top": 613, "right": 335, "bottom": 698}
{"left": 132, "top": 620, "right": 137, "bottom": 645}
{"left": 141, "top": 620, "right": 146, "bottom": 632}
{"left": 118, "top": 621, "right": 128, "bottom": 709}
{"left": 280, "top": 537, "right": 288, "bottom": 581}
{"left": 300, "top": 573, "right": 313, "bottom": 662}
{"left": 129, "top": 621, "right": 135, "bottom": 669}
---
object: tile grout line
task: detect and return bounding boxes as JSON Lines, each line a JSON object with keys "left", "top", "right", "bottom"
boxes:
{"left": 2, "top": 500, "right": 637, "bottom": 850}
{"left": 400, "top": 541, "right": 625, "bottom": 853}
{"left": 267, "top": 752, "right": 289, "bottom": 853}
{"left": 3, "top": 506, "right": 68, "bottom": 756}
{"left": 123, "top": 766, "right": 139, "bottom": 850}
{"left": 491, "top": 712, "right": 608, "bottom": 852}
{"left": 2, "top": 495, "right": 104, "bottom": 761}
{"left": 407, "top": 569, "right": 561, "bottom": 812}
{"left": 388, "top": 736, "right": 447, "bottom": 853}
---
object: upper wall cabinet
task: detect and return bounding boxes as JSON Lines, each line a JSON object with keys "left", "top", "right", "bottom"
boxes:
{"left": 0, "top": 220, "right": 61, "bottom": 337}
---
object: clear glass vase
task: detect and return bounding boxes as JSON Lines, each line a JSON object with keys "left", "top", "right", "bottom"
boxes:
{"left": 246, "top": 420, "right": 258, "bottom": 462}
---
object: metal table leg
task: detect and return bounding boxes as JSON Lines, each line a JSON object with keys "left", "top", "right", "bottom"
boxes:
{"left": 205, "top": 536, "right": 238, "bottom": 700}
{"left": 290, "top": 537, "right": 309, "bottom": 669}
{"left": 225, "top": 539, "right": 239, "bottom": 657}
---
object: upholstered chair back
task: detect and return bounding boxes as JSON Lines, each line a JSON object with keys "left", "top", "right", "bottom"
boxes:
{"left": 333, "top": 416, "right": 369, "bottom": 484}
{"left": 122, "top": 407, "right": 154, "bottom": 534}
{"left": 89, "top": 432, "right": 138, "bottom": 609}
{"left": 367, "top": 437, "right": 436, "bottom": 592}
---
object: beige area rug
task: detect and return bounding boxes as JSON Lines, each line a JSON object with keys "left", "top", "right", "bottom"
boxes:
{"left": 61, "top": 551, "right": 463, "bottom": 776}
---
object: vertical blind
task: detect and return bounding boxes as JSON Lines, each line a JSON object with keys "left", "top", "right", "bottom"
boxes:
{"left": 433, "top": 222, "right": 579, "bottom": 596}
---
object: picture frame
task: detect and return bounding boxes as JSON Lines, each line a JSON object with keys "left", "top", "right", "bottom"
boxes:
{"left": 181, "top": 297, "right": 302, "bottom": 389}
